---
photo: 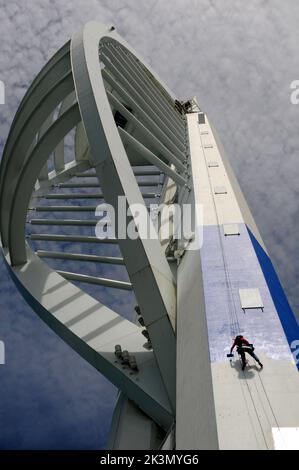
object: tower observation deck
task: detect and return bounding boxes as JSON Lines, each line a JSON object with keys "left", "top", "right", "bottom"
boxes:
{"left": 0, "top": 21, "right": 298, "bottom": 450}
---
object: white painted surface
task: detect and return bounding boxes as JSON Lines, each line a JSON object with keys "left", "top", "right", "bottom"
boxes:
{"left": 239, "top": 288, "right": 264, "bottom": 310}
{"left": 223, "top": 223, "right": 240, "bottom": 236}
{"left": 176, "top": 245, "right": 219, "bottom": 449}
{"left": 214, "top": 186, "right": 228, "bottom": 195}
{"left": 187, "top": 113, "right": 244, "bottom": 226}
{"left": 176, "top": 114, "right": 220, "bottom": 450}
{"left": 108, "top": 394, "right": 165, "bottom": 450}
{"left": 184, "top": 111, "right": 299, "bottom": 450}
{"left": 272, "top": 427, "right": 299, "bottom": 450}
{"left": 212, "top": 357, "right": 299, "bottom": 449}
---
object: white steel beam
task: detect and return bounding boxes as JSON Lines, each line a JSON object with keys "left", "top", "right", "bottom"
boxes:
{"left": 36, "top": 250, "right": 125, "bottom": 265}
{"left": 0, "top": 41, "right": 71, "bottom": 192}
{"left": 103, "top": 43, "right": 184, "bottom": 137}
{"left": 53, "top": 91, "right": 77, "bottom": 172}
{"left": 44, "top": 191, "right": 157, "bottom": 199}
{"left": 33, "top": 205, "right": 106, "bottom": 212}
{"left": 55, "top": 180, "right": 160, "bottom": 188}
{"left": 0, "top": 71, "right": 75, "bottom": 246}
{"left": 2, "top": 247, "right": 174, "bottom": 430}
{"left": 29, "top": 234, "right": 118, "bottom": 244}
{"left": 57, "top": 270, "right": 132, "bottom": 291}
{"left": 101, "top": 50, "right": 184, "bottom": 143}
{"left": 71, "top": 22, "right": 177, "bottom": 409}
{"left": 9, "top": 103, "right": 81, "bottom": 265}
{"left": 113, "top": 43, "right": 184, "bottom": 129}
{"left": 29, "top": 218, "right": 99, "bottom": 226}
{"left": 102, "top": 68, "right": 185, "bottom": 159}
{"left": 118, "top": 127, "right": 187, "bottom": 187}
{"left": 107, "top": 90, "right": 186, "bottom": 172}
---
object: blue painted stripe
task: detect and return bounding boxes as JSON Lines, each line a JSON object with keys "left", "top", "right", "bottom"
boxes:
{"left": 247, "top": 227, "right": 299, "bottom": 368}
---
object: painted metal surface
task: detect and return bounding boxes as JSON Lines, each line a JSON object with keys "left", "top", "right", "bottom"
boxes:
{"left": 239, "top": 288, "right": 264, "bottom": 311}
{"left": 182, "top": 111, "right": 299, "bottom": 450}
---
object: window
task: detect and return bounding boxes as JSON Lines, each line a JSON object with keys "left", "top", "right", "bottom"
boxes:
{"left": 198, "top": 112, "right": 205, "bottom": 124}
{"left": 223, "top": 224, "right": 240, "bottom": 236}
{"left": 214, "top": 186, "right": 227, "bottom": 194}
{"left": 239, "top": 288, "right": 264, "bottom": 311}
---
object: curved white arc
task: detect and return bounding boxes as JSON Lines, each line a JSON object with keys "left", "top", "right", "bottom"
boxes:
{"left": 37, "top": 111, "right": 56, "bottom": 182}
{"left": 9, "top": 103, "right": 81, "bottom": 266}
{"left": 101, "top": 45, "right": 183, "bottom": 138}
{"left": 0, "top": 41, "right": 71, "bottom": 191}
{"left": 102, "top": 67, "right": 185, "bottom": 154}
{"left": 1, "top": 246, "right": 173, "bottom": 430}
{"left": 54, "top": 90, "right": 77, "bottom": 172}
{"left": 74, "top": 121, "right": 91, "bottom": 163}
{"left": 0, "top": 72, "right": 75, "bottom": 246}
{"left": 71, "top": 21, "right": 176, "bottom": 409}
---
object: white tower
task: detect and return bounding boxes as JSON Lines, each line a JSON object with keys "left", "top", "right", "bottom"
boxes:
{"left": 0, "top": 21, "right": 299, "bottom": 450}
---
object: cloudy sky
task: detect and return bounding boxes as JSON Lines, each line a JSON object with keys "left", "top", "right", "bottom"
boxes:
{"left": 0, "top": 0, "right": 298, "bottom": 449}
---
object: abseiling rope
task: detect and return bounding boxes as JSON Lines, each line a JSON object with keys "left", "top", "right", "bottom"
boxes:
{"left": 199, "top": 129, "right": 240, "bottom": 338}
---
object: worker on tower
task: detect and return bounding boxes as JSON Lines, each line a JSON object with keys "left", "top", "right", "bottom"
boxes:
{"left": 230, "top": 335, "right": 263, "bottom": 371}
